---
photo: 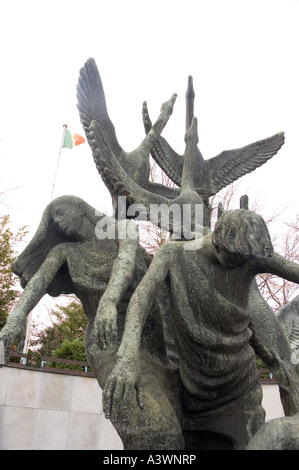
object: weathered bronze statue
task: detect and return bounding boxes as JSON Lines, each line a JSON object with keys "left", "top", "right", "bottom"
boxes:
{"left": 1, "top": 58, "right": 299, "bottom": 450}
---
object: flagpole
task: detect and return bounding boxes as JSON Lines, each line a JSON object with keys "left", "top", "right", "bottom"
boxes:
{"left": 50, "top": 124, "right": 67, "bottom": 201}
{"left": 20, "top": 125, "right": 67, "bottom": 363}
{"left": 20, "top": 125, "right": 70, "bottom": 363}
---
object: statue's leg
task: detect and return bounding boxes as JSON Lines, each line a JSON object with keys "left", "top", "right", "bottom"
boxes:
{"left": 182, "top": 376, "right": 265, "bottom": 450}
{"left": 116, "top": 353, "right": 184, "bottom": 451}
{"left": 85, "top": 323, "right": 184, "bottom": 450}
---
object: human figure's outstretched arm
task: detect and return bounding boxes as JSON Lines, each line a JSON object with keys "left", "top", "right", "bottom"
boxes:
{"left": 255, "top": 252, "right": 299, "bottom": 286}
{"left": 103, "top": 241, "right": 176, "bottom": 423}
{"left": 0, "top": 245, "right": 67, "bottom": 364}
{"left": 94, "top": 219, "right": 140, "bottom": 349}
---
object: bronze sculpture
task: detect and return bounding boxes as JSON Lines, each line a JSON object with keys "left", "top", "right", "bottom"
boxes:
{"left": 1, "top": 57, "right": 299, "bottom": 450}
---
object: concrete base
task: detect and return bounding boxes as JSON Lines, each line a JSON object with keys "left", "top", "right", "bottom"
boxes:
{"left": 0, "top": 367, "right": 122, "bottom": 450}
{"left": 0, "top": 366, "right": 284, "bottom": 450}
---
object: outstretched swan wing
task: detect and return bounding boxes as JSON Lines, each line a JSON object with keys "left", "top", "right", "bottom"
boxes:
{"left": 208, "top": 132, "right": 285, "bottom": 196}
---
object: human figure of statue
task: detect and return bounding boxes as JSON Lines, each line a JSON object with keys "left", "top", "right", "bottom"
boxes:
{"left": 1, "top": 58, "right": 298, "bottom": 450}
{"left": 3, "top": 193, "right": 299, "bottom": 450}
{"left": 0, "top": 195, "right": 185, "bottom": 450}
{"left": 0, "top": 88, "right": 195, "bottom": 451}
{"left": 101, "top": 205, "right": 299, "bottom": 449}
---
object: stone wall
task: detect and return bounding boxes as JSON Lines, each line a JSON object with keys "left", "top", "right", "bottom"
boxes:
{"left": 0, "top": 366, "right": 122, "bottom": 450}
{"left": 0, "top": 366, "right": 284, "bottom": 450}
{"left": 261, "top": 382, "right": 285, "bottom": 422}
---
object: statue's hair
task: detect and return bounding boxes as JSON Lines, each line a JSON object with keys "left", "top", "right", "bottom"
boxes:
{"left": 11, "top": 196, "right": 105, "bottom": 283}
{"left": 49, "top": 195, "right": 102, "bottom": 226}
{"left": 212, "top": 209, "right": 273, "bottom": 259}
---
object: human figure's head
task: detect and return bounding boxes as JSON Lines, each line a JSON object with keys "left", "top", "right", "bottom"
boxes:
{"left": 51, "top": 195, "right": 101, "bottom": 241}
{"left": 212, "top": 209, "right": 273, "bottom": 268}
{"left": 12, "top": 196, "right": 104, "bottom": 284}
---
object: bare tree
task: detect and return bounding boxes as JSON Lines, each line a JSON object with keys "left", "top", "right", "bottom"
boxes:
{"left": 210, "top": 181, "right": 299, "bottom": 310}
{"left": 143, "top": 165, "right": 299, "bottom": 309}
{"left": 257, "top": 215, "right": 299, "bottom": 310}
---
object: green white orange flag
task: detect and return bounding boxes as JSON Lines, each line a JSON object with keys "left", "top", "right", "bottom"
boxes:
{"left": 62, "top": 128, "right": 73, "bottom": 149}
{"left": 62, "top": 128, "right": 85, "bottom": 149}
{"left": 73, "top": 133, "right": 85, "bottom": 146}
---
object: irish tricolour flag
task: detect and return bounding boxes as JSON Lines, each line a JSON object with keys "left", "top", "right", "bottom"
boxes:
{"left": 62, "top": 127, "right": 85, "bottom": 149}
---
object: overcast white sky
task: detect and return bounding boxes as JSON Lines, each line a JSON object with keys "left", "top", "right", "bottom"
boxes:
{"left": 0, "top": 0, "right": 298, "bottom": 330}
{"left": 1, "top": 0, "right": 299, "bottom": 238}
